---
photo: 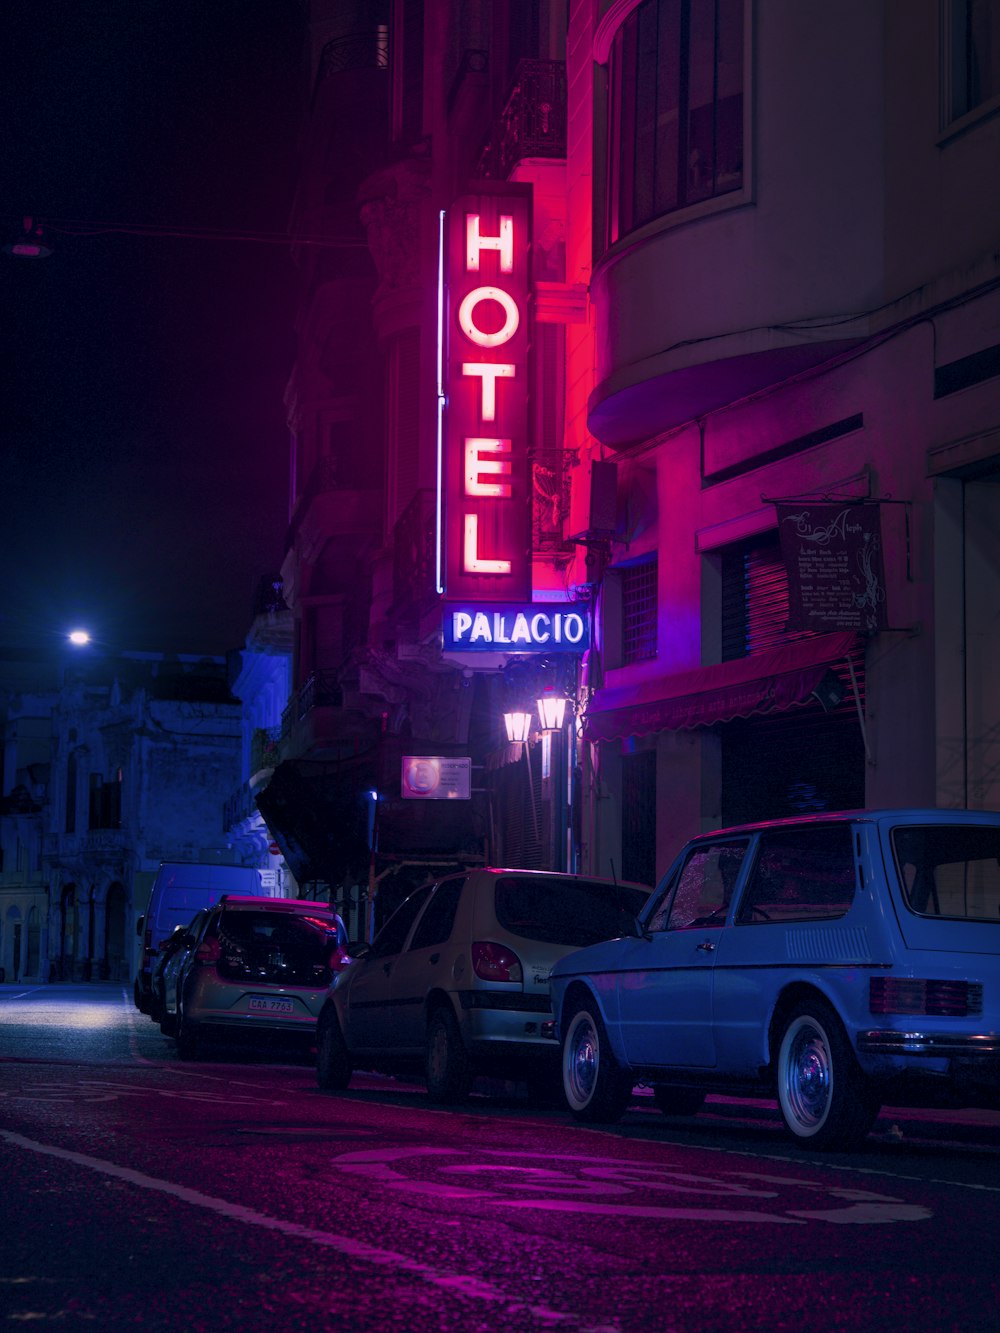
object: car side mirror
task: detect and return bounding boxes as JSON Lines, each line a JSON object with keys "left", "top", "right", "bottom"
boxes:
{"left": 347, "top": 941, "right": 371, "bottom": 960}
{"left": 135, "top": 915, "right": 144, "bottom": 938}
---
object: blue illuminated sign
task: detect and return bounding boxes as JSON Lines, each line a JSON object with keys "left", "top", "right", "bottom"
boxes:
{"left": 443, "top": 603, "right": 589, "bottom": 653}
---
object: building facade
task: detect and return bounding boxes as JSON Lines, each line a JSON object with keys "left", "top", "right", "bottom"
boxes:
{"left": 0, "top": 652, "right": 247, "bottom": 984}
{"left": 258, "top": 0, "right": 1000, "bottom": 921}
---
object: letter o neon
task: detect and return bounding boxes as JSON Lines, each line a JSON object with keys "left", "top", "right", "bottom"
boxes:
{"left": 457, "top": 286, "right": 520, "bottom": 349}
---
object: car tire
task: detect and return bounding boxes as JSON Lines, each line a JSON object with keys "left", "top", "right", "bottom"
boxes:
{"left": 425, "top": 1007, "right": 470, "bottom": 1104}
{"left": 562, "top": 1003, "right": 632, "bottom": 1124}
{"left": 316, "top": 1008, "right": 352, "bottom": 1091}
{"left": 652, "top": 1085, "right": 706, "bottom": 1117}
{"left": 134, "top": 980, "right": 150, "bottom": 1015}
{"left": 776, "top": 999, "right": 879, "bottom": 1149}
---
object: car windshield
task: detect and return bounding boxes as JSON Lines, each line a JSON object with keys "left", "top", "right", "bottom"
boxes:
{"left": 891, "top": 824, "right": 1000, "bottom": 921}
{"left": 494, "top": 877, "right": 647, "bottom": 947}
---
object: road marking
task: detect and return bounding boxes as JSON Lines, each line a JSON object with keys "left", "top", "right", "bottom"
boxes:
{"left": 0, "top": 1078, "right": 287, "bottom": 1106}
{"left": 329, "top": 1146, "right": 932, "bottom": 1224}
{"left": 0, "top": 1130, "right": 612, "bottom": 1332}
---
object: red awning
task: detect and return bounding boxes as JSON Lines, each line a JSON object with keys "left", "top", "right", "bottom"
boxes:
{"left": 583, "top": 631, "right": 858, "bottom": 743}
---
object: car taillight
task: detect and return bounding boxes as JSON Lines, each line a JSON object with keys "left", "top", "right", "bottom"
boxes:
{"left": 195, "top": 938, "right": 221, "bottom": 965}
{"left": 472, "top": 941, "right": 523, "bottom": 983}
{"left": 869, "top": 977, "right": 983, "bottom": 1017}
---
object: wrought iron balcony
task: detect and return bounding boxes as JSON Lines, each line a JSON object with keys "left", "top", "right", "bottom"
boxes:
{"left": 282, "top": 671, "right": 345, "bottom": 730}
{"left": 250, "top": 725, "right": 282, "bottom": 776}
{"left": 476, "top": 60, "right": 567, "bottom": 181}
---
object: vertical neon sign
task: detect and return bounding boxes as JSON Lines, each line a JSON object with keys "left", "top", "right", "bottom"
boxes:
{"left": 443, "top": 188, "right": 531, "bottom": 603}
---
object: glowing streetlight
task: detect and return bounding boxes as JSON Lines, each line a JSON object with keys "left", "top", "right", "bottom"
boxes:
{"left": 67, "top": 629, "right": 91, "bottom": 647}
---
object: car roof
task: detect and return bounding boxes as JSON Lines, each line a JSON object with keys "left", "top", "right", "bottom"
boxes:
{"left": 681, "top": 807, "right": 1000, "bottom": 841}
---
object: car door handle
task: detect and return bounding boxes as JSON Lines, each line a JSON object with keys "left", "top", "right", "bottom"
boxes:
{"left": 382, "top": 962, "right": 392, "bottom": 975}
{"left": 429, "top": 953, "right": 440, "bottom": 965}
{"left": 696, "top": 940, "right": 716, "bottom": 952}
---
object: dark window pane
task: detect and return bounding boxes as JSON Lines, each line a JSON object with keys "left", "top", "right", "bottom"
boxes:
{"left": 737, "top": 826, "right": 856, "bottom": 923}
{"left": 892, "top": 824, "right": 1000, "bottom": 921}
{"left": 409, "top": 878, "right": 464, "bottom": 949}
{"left": 494, "top": 876, "right": 648, "bottom": 946}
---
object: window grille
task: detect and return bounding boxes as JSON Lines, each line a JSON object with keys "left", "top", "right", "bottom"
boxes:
{"left": 622, "top": 557, "right": 658, "bottom": 663}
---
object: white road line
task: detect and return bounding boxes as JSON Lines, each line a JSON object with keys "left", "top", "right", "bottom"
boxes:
{"left": 0, "top": 1129, "right": 611, "bottom": 1332}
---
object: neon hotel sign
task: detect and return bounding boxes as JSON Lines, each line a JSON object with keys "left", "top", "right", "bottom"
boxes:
{"left": 440, "top": 189, "right": 588, "bottom": 654}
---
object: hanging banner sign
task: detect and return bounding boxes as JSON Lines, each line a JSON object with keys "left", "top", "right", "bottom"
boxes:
{"left": 444, "top": 187, "right": 532, "bottom": 602}
{"left": 444, "top": 602, "right": 589, "bottom": 653}
{"left": 777, "top": 503, "right": 887, "bottom": 633}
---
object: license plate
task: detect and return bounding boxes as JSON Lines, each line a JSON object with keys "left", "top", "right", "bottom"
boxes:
{"left": 248, "top": 996, "right": 294, "bottom": 1015}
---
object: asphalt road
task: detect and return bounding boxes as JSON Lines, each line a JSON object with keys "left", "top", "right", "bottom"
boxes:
{"left": 1, "top": 983, "right": 999, "bottom": 1332}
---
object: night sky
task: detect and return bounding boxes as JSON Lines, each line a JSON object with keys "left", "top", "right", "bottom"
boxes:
{"left": 2, "top": 1, "right": 307, "bottom": 660}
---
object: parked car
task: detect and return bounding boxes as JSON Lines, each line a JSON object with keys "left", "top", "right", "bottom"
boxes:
{"left": 174, "top": 896, "right": 350, "bottom": 1059}
{"left": 316, "top": 868, "right": 649, "bottom": 1102}
{"left": 550, "top": 809, "right": 1000, "bottom": 1149}
{"left": 134, "top": 862, "right": 281, "bottom": 1014}
{"left": 148, "top": 912, "right": 208, "bottom": 1027}
{"left": 154, "top": 908, "right": 211, "bottom": 1036}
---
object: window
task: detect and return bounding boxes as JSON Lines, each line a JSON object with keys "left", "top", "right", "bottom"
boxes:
{"left": 605, "top": 0, "right": 745, "bottom": 246}
{"left": 494, "top": 875, "right": 649, "bottom": 947}
{"left": 647, "top": 839, "right": 748, "bottom": 931}
{"left": 893, "top": 823, "right": 1000, "bottom": 921}
{"left": 369, "top": 884, "right": 433, "bottom": 959}
{"left": 736, "top": 825, "right": 856, "bottom": 923}
{"left": 409, "top": 878, "right": 465, "bottom": 950}
{"left": 942, "top": 0, "right": 1000, "bottom": 127}
{"left": 621, "top": 556, "right": 658, "bottom": 663}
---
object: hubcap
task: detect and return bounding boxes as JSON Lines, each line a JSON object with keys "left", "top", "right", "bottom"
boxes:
{"left": 786, "top": 1023, "right": 830, "bottom": 1129}
{"left": 569, "top": 1018, "right": 597, "bottom": 1103}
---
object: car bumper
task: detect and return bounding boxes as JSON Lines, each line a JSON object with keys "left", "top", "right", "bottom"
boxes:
{"left": 857, "top": 1030, "right": 1000, "bottom": 1058}
{"left": 458, "top": 990, "right": 558, "bottom": 1052}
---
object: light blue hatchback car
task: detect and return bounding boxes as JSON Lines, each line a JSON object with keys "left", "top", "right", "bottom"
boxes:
{"left": 550, "top": 809, "right": 1000, "bottom": 1149}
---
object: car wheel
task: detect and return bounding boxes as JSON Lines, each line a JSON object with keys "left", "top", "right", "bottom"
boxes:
{"left": 652, "top": 1085, "right": 706, "bottom": 1117}
{"left": 562, "top": 1004, "right": 632, "bottom": 1124}
{"left": 134, "top": 980, "right": 150, "bottom": 1015}
{"left": 424, "top": 1007, "right": 470, "bottom": 1104}
{"left": 776, "top": 1000, "right": 879, "bottom": 1149}
{"left": 159, "top": 1012, "right": 177, "bottom": 1038}
{"left": 316, "top": 1008, "right": 352, "bottom": 1091}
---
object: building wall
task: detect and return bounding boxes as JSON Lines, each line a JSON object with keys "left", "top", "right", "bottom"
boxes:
{"left": 1, "top": 654, "right": 243, "bottom": 984}
{"left": 576, "top": 0, "right": 1000, "bottom": 881}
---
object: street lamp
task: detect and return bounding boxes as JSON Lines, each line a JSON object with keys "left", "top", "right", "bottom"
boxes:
{"left": 503, "top": 710, "right": 533, "bottom": 744}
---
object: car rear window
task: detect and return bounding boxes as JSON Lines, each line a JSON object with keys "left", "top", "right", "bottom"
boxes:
{"left": 494, "top": 877, "right": 647, "bottom": 947}
{"left": 891, "top": 824, "right": 1000, "bottom": 921}
{"left": 212, "top": 909, "right": 345, "bottom": 984}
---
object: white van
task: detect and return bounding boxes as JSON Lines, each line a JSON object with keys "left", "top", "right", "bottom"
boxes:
{"left": 134, "top": 863, "right": 281, "bottom": 1012}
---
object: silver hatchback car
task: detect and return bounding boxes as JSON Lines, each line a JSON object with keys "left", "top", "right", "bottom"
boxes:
{"left": 316, "top": 868, "right": 648, "bottom": 1101}
{"left": 175, "top": 896, "right": 350, "bottom": 1058}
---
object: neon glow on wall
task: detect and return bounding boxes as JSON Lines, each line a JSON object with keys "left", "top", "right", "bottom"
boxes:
{"left": 443, "top": 188, "right": 532, "bottom": 602}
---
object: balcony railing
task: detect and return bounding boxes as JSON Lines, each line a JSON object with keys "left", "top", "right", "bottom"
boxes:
{"left": 224, "top": 783, "right": 255, "bottom": 831}
{"left": 250, "top": 725, "right": 282, "bottom": 775}
{"left": 476, "top": 60, "right": 567, "bottom": 180}
{"left": 282, "top": 671, "right": 345, "bottom": 731}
